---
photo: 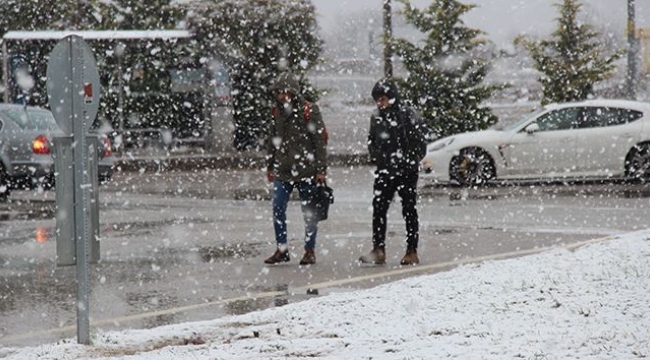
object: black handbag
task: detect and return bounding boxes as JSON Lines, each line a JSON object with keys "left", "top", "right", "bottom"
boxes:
{"left": 311, "top": 184, "right": 334, "bottom": 221}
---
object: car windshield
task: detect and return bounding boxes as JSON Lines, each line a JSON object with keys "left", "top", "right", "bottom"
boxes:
{"left": 2, "top": 108, "right": 59, "bottom": 131}
{"left": 492, "top": 108, "right": 546, "bottom": 131}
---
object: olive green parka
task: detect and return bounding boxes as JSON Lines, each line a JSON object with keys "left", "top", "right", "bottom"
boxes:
{"left": 266, "top": 74, "right": 327, "bottom": 182}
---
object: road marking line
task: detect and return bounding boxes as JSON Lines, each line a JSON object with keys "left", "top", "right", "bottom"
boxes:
{"left": 2, "top": 233, "right": 618, "bottom": 344}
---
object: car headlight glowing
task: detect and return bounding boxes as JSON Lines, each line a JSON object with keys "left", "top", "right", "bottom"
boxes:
{"left": 429, "top": 137, "right": 455, "bottom": 152}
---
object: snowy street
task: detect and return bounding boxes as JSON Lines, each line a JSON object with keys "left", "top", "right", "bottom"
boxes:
{"left": 3, "top": 226, "right": 649, "bottom": 359}
{"left": 1, "top": 0, "right": 649, "bottom": 357}
{"left": 2, "top": 164, "right": 650, "bottom": 351}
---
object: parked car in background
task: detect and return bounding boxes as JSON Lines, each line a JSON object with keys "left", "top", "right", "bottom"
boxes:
{"left": 421, "top": 99, "right": 650, "bottom": 186}
{"left": 0, "top": 104, "right": 114, "bottom": 199}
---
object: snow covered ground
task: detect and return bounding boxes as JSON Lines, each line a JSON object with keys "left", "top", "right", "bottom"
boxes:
{"left": 2, "top": 230, "right": 649, "bottom": 359}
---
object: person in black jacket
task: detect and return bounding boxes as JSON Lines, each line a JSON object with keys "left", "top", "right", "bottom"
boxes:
{"left": 359, "top": 79, "right": 427, "bottom": 266}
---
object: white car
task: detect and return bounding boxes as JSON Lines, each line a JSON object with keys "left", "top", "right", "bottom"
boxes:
{"left": 420, "top": 99, "right": 650, "bottom": 186}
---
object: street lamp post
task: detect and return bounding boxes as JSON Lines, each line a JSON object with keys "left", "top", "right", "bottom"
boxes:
{"left": 383, "top": 0, "right": 393, "bottom": 79}
{"left": 627, "top": 0, "right": 638, "bottom": 100}
{"left": 114, "top": 43, "right": 126, "bottom": 135}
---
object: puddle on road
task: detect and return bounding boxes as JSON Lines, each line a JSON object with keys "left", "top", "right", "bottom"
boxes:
{"left": 125, "top": 290, "right": 178, "bottom": 328}
{"left": 226, "top": 296, "right": 289, "bottom": 315}
{"left": 0, "top": 227, "right": 53, "bottom": 247}
{"left": 535, "top": 187, "right": 650, "bottom": 199}
{"left": 422, "top": 183, "right": 650, "bottom": 201}
{"left": 198, "top": 244, "right": 260, "bottom": 262}
{"left": 233, "top": 189, "right": 271, "bottom": 201}
{"left": 0, "top": 199, "right": 55, "bottom": 221}
{"left": 612, "top": 189, "right": 650, "bottom": 198}
{"left": 222, "top": 283, "right": 327, "bottom": 316}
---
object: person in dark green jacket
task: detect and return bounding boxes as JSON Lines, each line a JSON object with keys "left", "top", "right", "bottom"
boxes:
{"left": 264, "top": 73, "right": 327, "bottom": 266}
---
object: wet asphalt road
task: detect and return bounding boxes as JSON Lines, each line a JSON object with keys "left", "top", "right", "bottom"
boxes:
{"left": 1, "top": 165, "right": 650, "bottom": 347}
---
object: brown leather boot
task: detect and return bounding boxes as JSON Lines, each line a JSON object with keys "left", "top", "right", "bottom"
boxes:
{"left": 264, "top": 249, "right": 290, "bottom": 264}
{"left": 400, "top": 247, "right": 419, "bottom": 265}
{"left": 359, "top": 246, "right": 386, "bottom": 265}
{"left": 299, "top": 249, "right": 316, "bottom": 265}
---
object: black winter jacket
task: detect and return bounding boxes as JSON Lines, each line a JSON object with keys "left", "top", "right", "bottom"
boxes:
{"left": 367, "top": 105, "right": 426, "bottom": 173}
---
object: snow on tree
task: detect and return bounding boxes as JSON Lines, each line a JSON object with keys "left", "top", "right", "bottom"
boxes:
{"left": 188, "top": 0, "right": 323, "bottom": 151}
{"left": 0, "top": 0, "right": 105, "bottom": 105}
{"left": 392, "top": 0, "right": 500, "bottom": 139}
{"left": 514, "top": 0, "right": 623, "bottom": 105}
{"left": 0, "top": 0, "right": 188, "bottom": 134}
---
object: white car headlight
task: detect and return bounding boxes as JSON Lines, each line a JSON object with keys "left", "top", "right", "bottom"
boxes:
{"left": 428, "top": 137, "right": 455, "bottom": 152}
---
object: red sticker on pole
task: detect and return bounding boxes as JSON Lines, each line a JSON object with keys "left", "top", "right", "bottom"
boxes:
{"left": 84, "top": 83, "right": 93, "bottom": 104}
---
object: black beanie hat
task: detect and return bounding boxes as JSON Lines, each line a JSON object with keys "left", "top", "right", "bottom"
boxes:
{"left": 371, "top": 79, "right": 400, "bottom": 102}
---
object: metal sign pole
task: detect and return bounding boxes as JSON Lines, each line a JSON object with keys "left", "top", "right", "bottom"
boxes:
{"left": 47, "top": 34, "right": 100, "bottom": 345}
{"left": 69, "top": 35, "right": 91, "bottom": 346}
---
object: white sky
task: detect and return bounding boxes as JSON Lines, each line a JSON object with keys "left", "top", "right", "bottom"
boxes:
{"left": 3, "top": 229, "right": 649, "bottom": 359}
{"left": 313, "top": 0, "right": 650, "bottom": 48}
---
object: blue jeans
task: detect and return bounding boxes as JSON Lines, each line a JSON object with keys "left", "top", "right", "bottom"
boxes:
{"left": 273, "top": 179, "right": 318, "bottom": 250}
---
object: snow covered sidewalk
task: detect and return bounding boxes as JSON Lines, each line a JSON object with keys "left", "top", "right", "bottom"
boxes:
{"left": 3, "top": 231, "right": 650, "bottom": 359}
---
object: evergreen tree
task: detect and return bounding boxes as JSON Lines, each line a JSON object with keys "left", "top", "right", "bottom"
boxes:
{"left": 515, "top": 0, "right": 622, "bottom": 105}
{"left": 0, "top": 0, "right": 189, "bottom": 132}
{"left": 0, "top": 0, "right": 101, "bottom": 32}
{"left": 92, "top": 0, "right": 190, "bottom": 135}
{"left": 189, "top": 0, "right": 323, "bottom": 150}
{"left": 95, "top": 0, "right": 181, "bottom": 30}
{"left": 393, "top": 0, "right": 500, "bottom": 139}
{"left": 0, "top": 0, "right": 104, "bottom": 105}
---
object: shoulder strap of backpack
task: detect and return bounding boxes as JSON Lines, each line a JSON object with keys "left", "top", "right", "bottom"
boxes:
{"left": 302, "top": 100, "right": 328, "bottom": 145}
{"left": 303, "top": 100, "right": 311, "bottom": 122}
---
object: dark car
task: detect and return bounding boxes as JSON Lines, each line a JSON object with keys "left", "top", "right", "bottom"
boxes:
{"left": 0, "top": 104, "right": 114, "bottom": 199}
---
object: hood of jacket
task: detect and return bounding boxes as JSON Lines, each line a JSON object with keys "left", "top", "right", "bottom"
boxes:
{"left": 270, "top": 73, "right": 301, "bottom": 96}
{"left": 371, "top": 79, "right": 401, "bottom": 107}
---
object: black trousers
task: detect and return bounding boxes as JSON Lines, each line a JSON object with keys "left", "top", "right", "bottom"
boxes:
{"left": 372, "top": 169, "right": 419, "bottom": 250}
